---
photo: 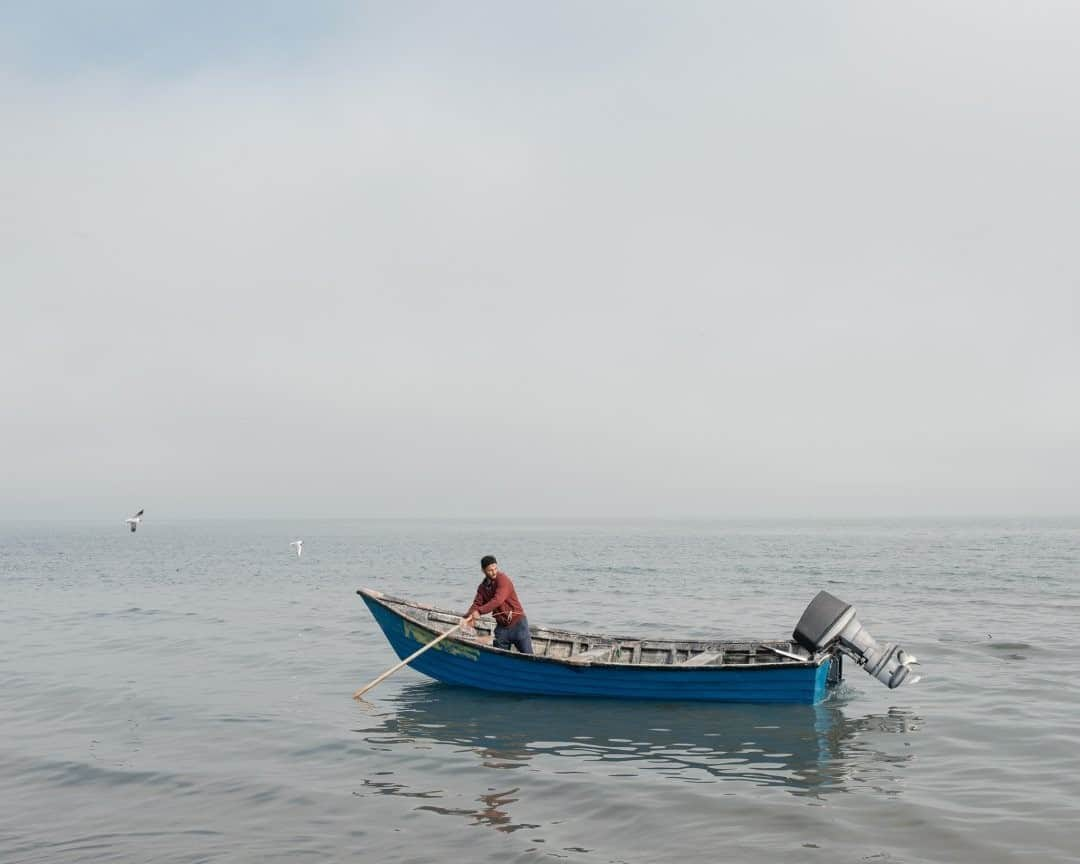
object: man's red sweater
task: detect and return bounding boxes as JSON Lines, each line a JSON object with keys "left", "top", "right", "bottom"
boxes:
{"left": 466, "top": 570, "right": 526, "bottom": 626}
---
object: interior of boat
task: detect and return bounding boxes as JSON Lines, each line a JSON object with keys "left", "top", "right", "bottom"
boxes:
{"left": 374, "top": 592, "right": 817, "bottom": 668}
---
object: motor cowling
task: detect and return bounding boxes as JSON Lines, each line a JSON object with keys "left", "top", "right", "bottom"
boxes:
{"left": 793, "top": 590, "right": 920, "bottom": 689}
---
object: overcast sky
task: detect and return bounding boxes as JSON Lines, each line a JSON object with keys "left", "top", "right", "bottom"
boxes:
{"left": 2, "top": 2, "right": 1078, "bottom": 519}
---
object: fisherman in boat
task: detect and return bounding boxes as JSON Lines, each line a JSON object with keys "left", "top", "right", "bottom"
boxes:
{"left": 461, "top": 555, "right": 533, "bottom": 654}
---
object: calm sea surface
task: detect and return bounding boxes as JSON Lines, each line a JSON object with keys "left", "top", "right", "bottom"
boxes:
{"left": 2, "top": 518, "right": 1078, "bottom": 863}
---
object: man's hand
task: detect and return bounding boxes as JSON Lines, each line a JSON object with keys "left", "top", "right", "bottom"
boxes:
{"left": 460, "top": 612, "right": 477, "bottom": 629}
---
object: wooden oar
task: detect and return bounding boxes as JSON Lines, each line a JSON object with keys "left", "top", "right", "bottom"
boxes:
{"left": 353, "top": 619, "right": 468, "bottom": 700}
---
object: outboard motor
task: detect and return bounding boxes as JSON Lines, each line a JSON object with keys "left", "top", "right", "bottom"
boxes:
{"left": 793, "top": 591, "right": 920, "bottom": 689}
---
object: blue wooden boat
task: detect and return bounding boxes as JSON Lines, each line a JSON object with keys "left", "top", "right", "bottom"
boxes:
{"left": 357, "top": 587, "right": 918, "bottom": 704}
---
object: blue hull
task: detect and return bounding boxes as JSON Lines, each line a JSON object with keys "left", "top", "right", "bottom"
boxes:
{"left": 361, "top": 593, "right": 835, "bottom": 705}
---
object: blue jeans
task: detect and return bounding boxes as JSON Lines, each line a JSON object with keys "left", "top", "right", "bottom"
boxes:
{"left": 494, "top": 616, "right": 533, "bottom": 654}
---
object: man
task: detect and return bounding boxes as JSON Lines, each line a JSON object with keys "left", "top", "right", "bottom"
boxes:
{"left": 462, "top": 555, "right": 533, "bottom": 654}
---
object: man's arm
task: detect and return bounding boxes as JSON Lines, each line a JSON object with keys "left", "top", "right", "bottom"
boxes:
{"left": 464, "top": 583, "right": 486, "bottom": 619}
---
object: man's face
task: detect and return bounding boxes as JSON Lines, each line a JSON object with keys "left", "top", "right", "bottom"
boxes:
{"left": 483, "top": 563, "right": 499, "bottom": 580}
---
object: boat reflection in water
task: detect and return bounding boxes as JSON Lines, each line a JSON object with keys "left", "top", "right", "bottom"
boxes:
{"left": 353, "top": 682, "right": 922, "bottom": 833}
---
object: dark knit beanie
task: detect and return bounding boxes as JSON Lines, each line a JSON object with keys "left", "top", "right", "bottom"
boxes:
{"left": 480, "top": 555, "right": 497, "bottom": 570}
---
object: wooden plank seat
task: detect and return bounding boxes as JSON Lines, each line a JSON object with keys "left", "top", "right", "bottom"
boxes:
{"left": 427, "top": 611, "right": 463, "bottom": 626}
{"left": 679, "top": 651, "right": 722, "bottom": 667}
{"left": 567, "top": 645, "right": 616, "bottom": 664}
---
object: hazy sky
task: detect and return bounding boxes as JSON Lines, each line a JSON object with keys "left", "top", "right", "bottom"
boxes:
{"left": 3, "top": 2, "right": 1078, "bottom": 519}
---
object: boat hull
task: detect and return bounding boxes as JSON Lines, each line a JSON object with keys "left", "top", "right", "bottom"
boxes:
{"left": 361, "top": 593, "right": 836, "bottom": 705}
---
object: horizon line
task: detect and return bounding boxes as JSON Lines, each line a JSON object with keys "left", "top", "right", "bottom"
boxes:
{"left": 1, "top": 513, "right": 1078, "bottom": 523}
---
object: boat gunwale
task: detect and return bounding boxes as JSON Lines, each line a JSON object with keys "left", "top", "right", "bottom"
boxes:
{"left": 358, "top": 587, "right": 828, "bottom": 671}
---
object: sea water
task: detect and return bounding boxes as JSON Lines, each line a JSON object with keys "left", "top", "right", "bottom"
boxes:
{"left": 2, "top": 518, "right": 1078, "bottom": 863}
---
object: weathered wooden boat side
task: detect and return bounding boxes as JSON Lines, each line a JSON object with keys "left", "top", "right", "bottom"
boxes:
{"left": 358, "top": 588, "right": 841, "bottom": 704}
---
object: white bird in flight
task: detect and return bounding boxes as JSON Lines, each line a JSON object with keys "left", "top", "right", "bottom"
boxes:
{"left": 290, "top": 540, "right": 303, "bottom": 558}
{"left": 125, "top": 509, "right": 144, "bottom": 533}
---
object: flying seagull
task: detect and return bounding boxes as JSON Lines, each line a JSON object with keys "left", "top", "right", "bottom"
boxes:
{"left": 125, "top": 509, "right": 144, "bottom": 533}
{"left": 290, "top": 539, "right": 303, "bottom": 558}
